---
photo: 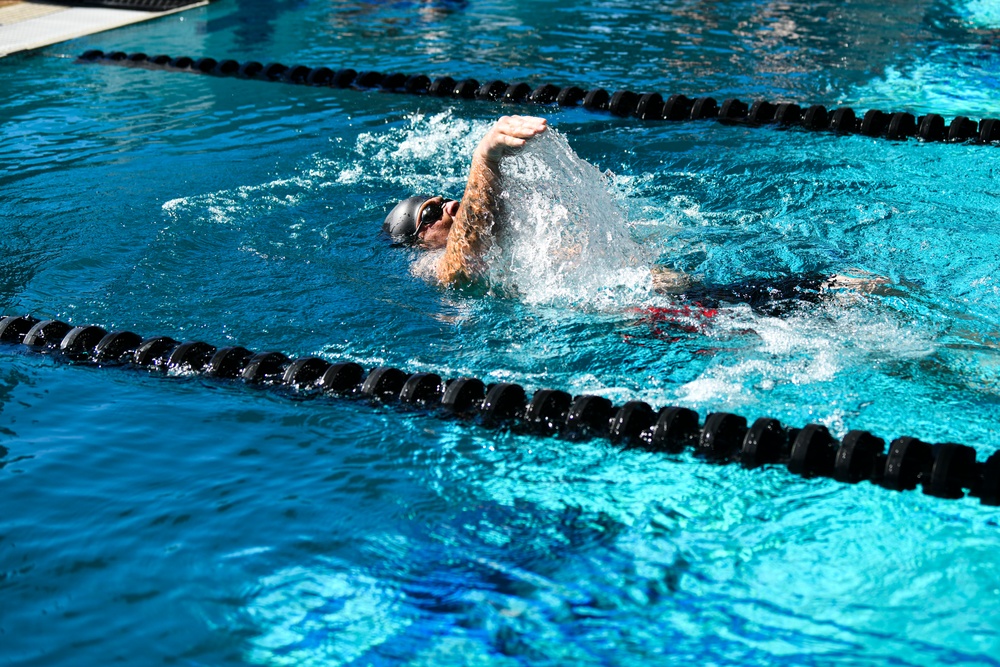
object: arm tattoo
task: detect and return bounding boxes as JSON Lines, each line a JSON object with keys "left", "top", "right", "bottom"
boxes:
{"left": 436, "top": 157, "right": 500, "bottom": 285}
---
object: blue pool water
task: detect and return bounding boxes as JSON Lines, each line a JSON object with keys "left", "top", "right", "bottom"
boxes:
{"left": 3, "top": 1, "right": 1000, "bottom": 664}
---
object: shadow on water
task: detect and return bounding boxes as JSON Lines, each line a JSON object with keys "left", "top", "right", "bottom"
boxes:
{"left": 230, "top": 489, "right": 691, "bottom": 665}
{"left": 203, "top": 0, "right": 308, "bottom": 50}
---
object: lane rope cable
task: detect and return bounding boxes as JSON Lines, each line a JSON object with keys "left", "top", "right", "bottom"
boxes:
{"left": 2, "top": 312, "right": 998, "bottom": 506}
{"left": 77, "top": 49, "right": 1000, "bottom": 145}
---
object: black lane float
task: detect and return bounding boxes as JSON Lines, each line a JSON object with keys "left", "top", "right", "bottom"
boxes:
{"left": 2, "top": 313, "right": 999, "bottom": 506}
{"left": 77, "top": 49, "right": 1000, "bottom": 146}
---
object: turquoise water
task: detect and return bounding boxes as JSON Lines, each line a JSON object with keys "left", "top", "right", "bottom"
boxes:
{"left": 3, "top": 0, "right": 1000, "bottom": 664}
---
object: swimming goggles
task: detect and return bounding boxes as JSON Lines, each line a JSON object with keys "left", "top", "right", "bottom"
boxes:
{"left": 415, "top": 198, "right": 456, "bottom": 235}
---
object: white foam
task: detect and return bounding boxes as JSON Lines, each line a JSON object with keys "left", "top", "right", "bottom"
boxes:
{"left": 673, "top": 299, "right": 938, "bottom": 414}
{"left": 161, "top": 177, "right": 313, "bottom": 226}
{"left": 326, "top": 110, "right": 486, "bottom": 195}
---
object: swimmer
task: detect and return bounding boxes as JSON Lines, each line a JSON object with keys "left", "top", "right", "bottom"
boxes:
{"left": 382, "top": 115, "right": 548, "bottom": 285}
{"left": 382, "top": 115, "right": 890, "bottom": 310}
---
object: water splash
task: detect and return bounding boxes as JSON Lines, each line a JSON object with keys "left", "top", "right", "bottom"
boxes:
{"left": 326, "top": 110, "right": 483, "bottom": 196}
{"left": 488, "top": 129, "right": 656, "bottom": 308}
{"left": 329, "top": 114, "right": 661, "bottom": 308}
{"left": 161, "top": 177, "right": 315, "bottom": 227}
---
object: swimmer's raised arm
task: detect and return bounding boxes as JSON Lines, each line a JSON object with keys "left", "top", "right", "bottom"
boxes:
{"left": 436, "top": 115, "right": 547, "bottom": 285}
{"left": 380, "top": 116, "right": 547, "bottom": 284}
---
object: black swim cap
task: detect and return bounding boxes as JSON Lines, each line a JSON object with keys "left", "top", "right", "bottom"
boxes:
{"left": 383, "top": 195, "right": 432, "bottom": 244}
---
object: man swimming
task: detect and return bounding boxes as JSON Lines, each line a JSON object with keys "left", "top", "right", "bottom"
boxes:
{"left": 382, "top": 114, "right": 885, "bottom": 311}
{"left": 382, "top": 115, "right": 548, "bottom": 285}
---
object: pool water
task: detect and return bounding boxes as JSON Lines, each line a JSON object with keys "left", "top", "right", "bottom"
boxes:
{"left": 3, "top": 1, "right": 1000, "bottom": 665}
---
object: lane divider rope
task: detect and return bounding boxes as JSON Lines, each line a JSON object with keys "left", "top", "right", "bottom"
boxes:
{"left": 3, "top": 312, "right": 998, "bottom": 505}
{"left": 76, "top": 49, "right": 1000, "bottom": 145}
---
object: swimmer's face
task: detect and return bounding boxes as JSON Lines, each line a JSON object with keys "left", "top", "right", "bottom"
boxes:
{"left": 415, "top": 196, "right": 460, "bottom": 249}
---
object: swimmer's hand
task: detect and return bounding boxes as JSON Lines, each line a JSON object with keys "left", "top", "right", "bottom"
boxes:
{"left": 475, "top": 115, "right": 548, "bottom": 165}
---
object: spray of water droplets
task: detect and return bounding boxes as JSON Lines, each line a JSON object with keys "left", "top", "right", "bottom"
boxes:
{"left": 486, "top": 128, "right": 657, "bottom": 308}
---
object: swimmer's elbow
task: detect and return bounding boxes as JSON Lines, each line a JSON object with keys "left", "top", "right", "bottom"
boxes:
{"left": 436, "top": 266, "right": 460, "bottom": 287}
{"left": 435, "top": 256, "right": 466, "bottom": 287}
{"left": 651, "top": 266, "right": 692, "bottom": 294}
{"left": 436, "top": 253, "right": 485, "bottom": 288}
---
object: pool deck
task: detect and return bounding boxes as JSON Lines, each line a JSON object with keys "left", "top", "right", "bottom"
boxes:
{"left": 0, "top": 0, "right": 208, "bottom": 57}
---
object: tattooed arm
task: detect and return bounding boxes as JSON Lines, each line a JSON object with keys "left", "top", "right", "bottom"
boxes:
{"left": 436, "top": 115, "right": 547, "bottom": 285}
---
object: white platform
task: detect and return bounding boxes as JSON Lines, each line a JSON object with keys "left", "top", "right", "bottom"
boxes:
{"left": 0, "top": 1, "right": 207, "bottom": 57}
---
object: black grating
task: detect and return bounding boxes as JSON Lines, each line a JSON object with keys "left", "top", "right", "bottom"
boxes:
{"left": 44, "top": 0, "right": 207, "bottom": 12}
